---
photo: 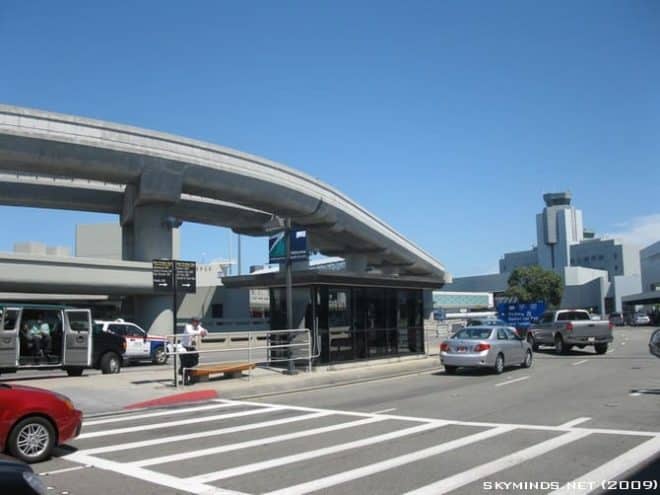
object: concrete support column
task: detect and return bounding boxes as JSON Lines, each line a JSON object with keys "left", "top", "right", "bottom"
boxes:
{"left": 121, "top": 171, "right": 183, "bottom": 334}
{"left": 345, "top": 254, "right": 368, "bottom": 272}
{"left": 131, "top": 204, "right": 179, "bottom": 261}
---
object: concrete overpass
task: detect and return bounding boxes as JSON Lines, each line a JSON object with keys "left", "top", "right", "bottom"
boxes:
{"left": 0, "top": 104, "right": 449, "bottom": 330}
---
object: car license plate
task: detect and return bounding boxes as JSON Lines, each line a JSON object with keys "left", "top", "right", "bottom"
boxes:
{"left": 588, "top": 337, "right": 595, "bottom": 342}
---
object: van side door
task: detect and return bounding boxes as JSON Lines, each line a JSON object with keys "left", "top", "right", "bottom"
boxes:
{"left": 0, "top": 308, "right": 21, "bottom": 368}
{"left": 63, "top": 309, "right": 92, "bottom": 367}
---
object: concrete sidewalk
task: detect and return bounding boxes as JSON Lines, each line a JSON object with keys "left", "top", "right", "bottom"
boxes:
{"left": 3, "top": 354, "right": 442, "bottom": 415}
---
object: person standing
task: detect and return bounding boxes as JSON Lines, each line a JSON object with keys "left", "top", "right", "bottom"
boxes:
{"left": 178, "top": 317, "right": 208, "bottom": 379}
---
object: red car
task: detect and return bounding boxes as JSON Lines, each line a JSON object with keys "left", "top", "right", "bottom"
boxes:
{"left": 0, "top": 384, "right": 82, "bottom": 463}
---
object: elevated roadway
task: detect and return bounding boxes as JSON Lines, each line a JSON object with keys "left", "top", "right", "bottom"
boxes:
{"left": 0, "top": 104, "right": 449, "bottom": 280}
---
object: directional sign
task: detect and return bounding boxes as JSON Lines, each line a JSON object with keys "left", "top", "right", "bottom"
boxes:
{"left": 174, "top": 260, "right": 196, "bottom": 293}
{"left": 269, "top": 230, "right": 308, "bottom": 264}
{"left": 152, "top": 260, "right": 174, "bottom": 292}
{"left": 152, "top": 259, "right": 197, "bottom": 293}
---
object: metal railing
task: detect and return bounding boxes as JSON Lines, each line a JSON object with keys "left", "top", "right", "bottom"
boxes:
{"left": 161, "top": 328, "right": 314, "bottom": 387}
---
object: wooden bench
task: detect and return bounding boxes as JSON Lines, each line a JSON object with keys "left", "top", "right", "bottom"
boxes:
{"left": 186, "top": 362, "right": 256, "bottom": 384}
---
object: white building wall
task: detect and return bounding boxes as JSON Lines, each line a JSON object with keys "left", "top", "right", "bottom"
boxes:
{"left": 612, "top": 274, "right": 643, "bottom": 312}
{"left": 641, "top": 241, "right": 660, "bottom": 291}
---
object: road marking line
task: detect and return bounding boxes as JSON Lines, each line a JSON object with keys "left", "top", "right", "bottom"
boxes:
{"left": 370, "top": 408, "right": 397, "bottom": 414}
{"left": 549, "top": 436, "right": 660, "bottom": 495}
{"left": 188, "top": 421, "right": 448, "bottom": 483}
{"left": 262, "top": 426, "right": 513, "bottom": 495}
{"left": 216, "top": 399, "right": 392, "bottom": 419}
{"left": 39, "top": 465, "right": 91, "bottom": 476}
{"left": 78, "top": 406, "right": 285, "bottom": 439}
{"left": 80, "top": 411, "right": 331, "bottom": 455}
{"left": 558, "top": 417, "right": 591, "bottom": 428}
{"left": 64, "top": 452, "right": 244, "bottom": 495}
{"left": 215, "top": 400, "right": 659, "bottom": 437}
{"left": 84, "top": 401, "right": 242, "bottom": 426}
{"left": 607, "top": 349, "right": 615, "bottom": 353}
{"left": 133, "top": 416, "right": 386, "bottom": 467}
{"left": 402, "top": 430, "right": 591, "bottom": 495}
{"left": 495, "top": 376, "right": 529, "bottom": 387}
{"left": 572, "top": 360, "right": 588, "bottom": 366}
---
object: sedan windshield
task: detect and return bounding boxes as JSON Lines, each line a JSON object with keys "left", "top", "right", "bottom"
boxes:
{"left": 453, "top": 328, "right": 493, "bottom": 340}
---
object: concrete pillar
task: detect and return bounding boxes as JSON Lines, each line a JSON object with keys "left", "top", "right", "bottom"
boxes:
{"left": 131, "top": 205, "right": 178, "bottom": 261}
{"left": 345, "top": 254, "right": 368, "bottom": 272}
{"left": 118, "top": 169, "right": 185, "bottom": 334}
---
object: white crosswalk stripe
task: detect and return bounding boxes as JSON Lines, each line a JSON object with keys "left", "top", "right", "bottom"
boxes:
{"left": 58, "top": 399, "right": 660, "bottom": 495}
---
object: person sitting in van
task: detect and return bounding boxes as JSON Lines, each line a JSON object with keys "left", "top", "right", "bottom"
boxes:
{"left": 28, "top": 316, "right": 52, "bottom": 359}
{"left": 20, "top": 322, "right": 41, "bottom": 358}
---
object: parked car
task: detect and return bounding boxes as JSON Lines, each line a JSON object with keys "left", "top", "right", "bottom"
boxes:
{"left": 608, "top": 312, "right": 625, "bottom": 326}
{"left": 0, "top": 384, "right": 82, "bottom": 463}
{"left": 94, "top": 319, "right": 169, "bottom": 365}
{"left": 440, "top": 325, "right": 533, "bottom": 375}
{"left": 628, "top": 312, "right": 650, "bottom": 326}
{"left": 649, "top": 329, "right": 660, "bottom": 358}
{"left": 0, "top": 304, "right": 126, "bottom": 376}
{"left": 0, "top": 456, "right": 48, "bottom": 494}
{"left": 466, "top": 318, "right": 508, "bottom": 327}
{"left": 527, "top": 309, "right": 613, "bottom": 354}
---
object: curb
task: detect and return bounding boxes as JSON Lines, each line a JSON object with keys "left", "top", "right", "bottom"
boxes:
{"left": 122, "top": 389, "right": 219, "bottom": 410}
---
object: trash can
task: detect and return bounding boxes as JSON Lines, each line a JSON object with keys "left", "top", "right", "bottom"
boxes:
{"left": 180, "top": 348, "right": 199, "bottom": 385}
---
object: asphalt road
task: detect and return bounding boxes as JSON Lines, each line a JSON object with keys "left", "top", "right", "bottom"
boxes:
{"left": 25, "top": 326, "right": 660, "bottom": 494}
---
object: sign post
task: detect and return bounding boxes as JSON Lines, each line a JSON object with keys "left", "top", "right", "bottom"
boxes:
{"left": 152, "top": 259, "right": 197, "bottom": 387}
{"left": 267, "top": 220, "right": 308, "bottom": 374}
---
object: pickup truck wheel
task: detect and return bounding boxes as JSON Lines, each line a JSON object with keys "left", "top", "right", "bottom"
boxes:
{"left": 594, "top": 343, "right": 608, "bottom": 354}
{"left": 493, "top": 354, "right": 504, "bottom": 374}
{"left": 100, "top": 352, "right": 121, "bottom": 374}
{"left": 521, "top": 349, "right": 533, "bottom": 368}
{"left": 8, "top": 415, "right": 56, "bottom": 463}
{"left": 152, "top": 346, "right": 168, "bottom": 365}
{"left": 444, "top": 365, "right": 458, "bottom": 375}
{"left": 554, "top": 335, "right": 568, "bottom": 355}
{"left": 65, "top": 367, "right": 84, "bottom": 377}
{"left": 527, "top": 334, "right": 539, "bottom": 352}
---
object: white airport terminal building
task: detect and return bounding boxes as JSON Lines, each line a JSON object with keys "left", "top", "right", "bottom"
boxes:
{"left": 440, "top": 192, "right": 649, "bottom": 315}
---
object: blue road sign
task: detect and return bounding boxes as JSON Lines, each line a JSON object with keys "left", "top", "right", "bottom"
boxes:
{"left": 497, "top": 301, "right": 546, "bottom": 329}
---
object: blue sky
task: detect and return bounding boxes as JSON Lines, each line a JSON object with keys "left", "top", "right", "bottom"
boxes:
{"left": 1, "top": 1, "right": 658, "bottom": 276}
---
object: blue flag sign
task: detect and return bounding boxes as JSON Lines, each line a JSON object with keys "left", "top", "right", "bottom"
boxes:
{"left": 269, "top": 230, "right": 308, "bottom": 264}
{"left": 497, "top": 301, "right": 546, "bottom": 329}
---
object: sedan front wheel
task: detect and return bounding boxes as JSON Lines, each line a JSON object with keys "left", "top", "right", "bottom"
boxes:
{"left": 8, "top": 416, "right": 56, "bottom": 463}
{"left": 521, "top": 349, "right": 533, "bottom": 368}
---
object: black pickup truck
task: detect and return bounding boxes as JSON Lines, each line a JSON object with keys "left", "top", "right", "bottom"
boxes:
{"left": 64, "top": 327, "right": 126, "bottom": 376}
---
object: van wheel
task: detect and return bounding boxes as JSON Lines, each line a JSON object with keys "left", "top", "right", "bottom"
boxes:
{"left": 152, "top": 346, "right": 168, "bottom": 365}
{"left": 66, "top": 367, "right": 84, "bottom": 377}
{"left": 100, "top": 352, "right": 121, "bottom": 374}
{"left": 8, "top": 416, "right": 56, "bottom": 463}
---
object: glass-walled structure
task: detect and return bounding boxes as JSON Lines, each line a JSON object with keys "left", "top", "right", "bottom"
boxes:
{"left": 225, "top": 270, "right": 440, "bottom": 366}
{"left": 269, "top": 285, "right": 424, "bottom": 365}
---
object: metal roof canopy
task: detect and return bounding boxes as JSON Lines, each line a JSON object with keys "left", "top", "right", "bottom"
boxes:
{"left": 222, "top": 270, "right": 445, "bottom": 290}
